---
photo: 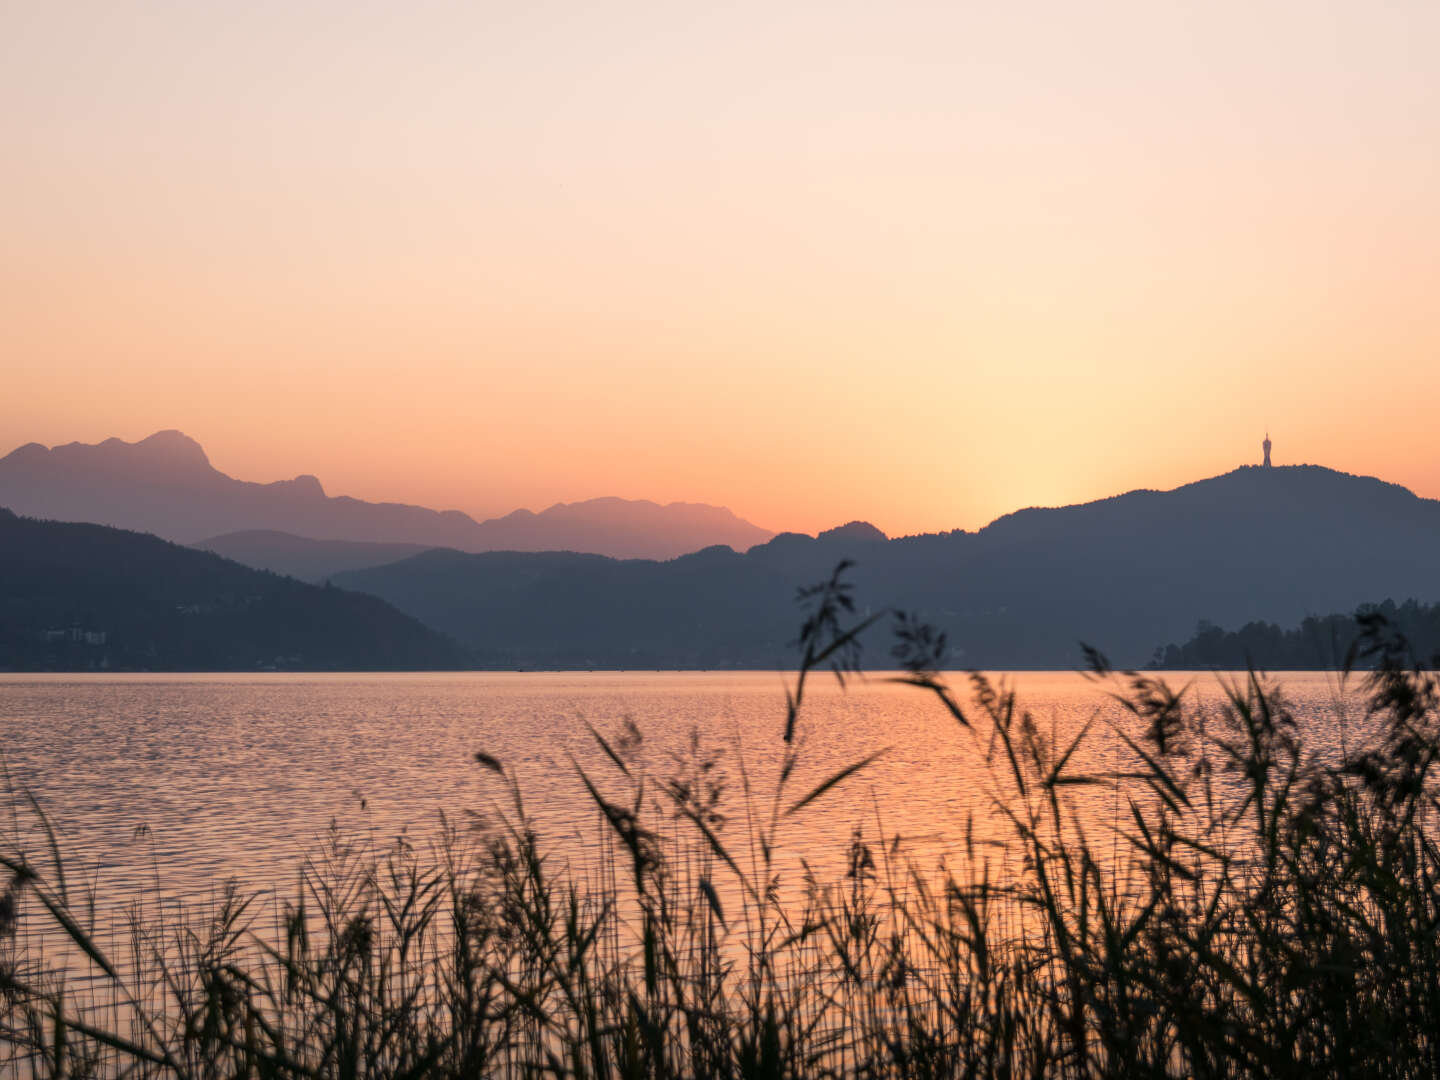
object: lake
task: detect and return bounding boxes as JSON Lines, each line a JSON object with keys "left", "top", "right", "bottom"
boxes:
{"left": 0, "top": 669, "right": 1365, "bottom": 916}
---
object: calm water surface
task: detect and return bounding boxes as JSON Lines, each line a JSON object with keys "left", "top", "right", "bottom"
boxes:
{"left": 1, "top": 671, "right": 1364, "bottom": 912}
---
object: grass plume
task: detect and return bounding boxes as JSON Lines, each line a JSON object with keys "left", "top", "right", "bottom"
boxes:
{"left": 3, "top": 565, "right": 1440, "bottom": 1076}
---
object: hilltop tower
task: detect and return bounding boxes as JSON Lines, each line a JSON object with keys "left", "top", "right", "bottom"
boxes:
{"left": 1263, "top": 432, "right": 1272, "bottom": 468}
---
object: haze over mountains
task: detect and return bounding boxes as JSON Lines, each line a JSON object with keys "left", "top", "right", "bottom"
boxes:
{"left": 5, "top": 430, "right": 1440, "bottom": 671}
{"left": 193, "top": 532, "right": 438, "bottom": 583}
{"left": 333, "top": 465, "right": 1440, "bottom": 669}
{"left": 0, "top": 431, "right": 774, "bottom": 560}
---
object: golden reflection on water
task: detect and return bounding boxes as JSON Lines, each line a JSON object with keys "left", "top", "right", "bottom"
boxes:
{"left": 0, "top": 669, "right": 1362, "bottom": 913}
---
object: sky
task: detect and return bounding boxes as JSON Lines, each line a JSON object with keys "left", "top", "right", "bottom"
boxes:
{"left": 4, "top": 0, "right": 1438, "bottom": 537}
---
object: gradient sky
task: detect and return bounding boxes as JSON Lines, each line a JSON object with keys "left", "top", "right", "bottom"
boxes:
{"left": 5, "top": 1, "right": 1438, "bottom": 537}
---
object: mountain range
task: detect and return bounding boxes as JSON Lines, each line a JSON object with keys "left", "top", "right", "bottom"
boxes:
{"left": 5, "top": 436, "right": 1439, "bottom": 670}
{"left": 330, "top": 466, "right": 1440, "bottom": 669}
{"left": 0, "top": 431, "right": 773, "bottom": 560}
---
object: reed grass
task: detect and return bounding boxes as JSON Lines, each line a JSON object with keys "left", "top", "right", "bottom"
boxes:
{"left": 3, "top": 568, "right": 1439, "bottom": 1077}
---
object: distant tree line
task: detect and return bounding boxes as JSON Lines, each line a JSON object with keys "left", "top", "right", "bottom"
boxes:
{"left": 10, "top": 566, "right": 1440, "bottom": 1076}
{"left": 1151, "top": 598, "right": 1440, "bottom": 669}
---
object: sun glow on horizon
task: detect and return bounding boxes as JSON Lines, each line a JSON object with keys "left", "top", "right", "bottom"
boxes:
{"left": 4, "top": 0, "right": 1438, "bottom": 537}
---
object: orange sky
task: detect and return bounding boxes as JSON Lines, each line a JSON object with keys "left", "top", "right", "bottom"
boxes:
{"left": 4, "top": 1, "right": 1439, "bottom": 537}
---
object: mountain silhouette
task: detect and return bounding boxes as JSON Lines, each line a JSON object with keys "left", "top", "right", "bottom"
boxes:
{"left": 0, "top": 432, "right": 774, "bottom": 560}
{"left": 192, "top": 531, "right": 438, "bottom": 583}
{"left": 0, "top": 508, "right": 469, "bottom": 671}
{"left": 332, "top": 465, "right": 1440, "bottom": 669}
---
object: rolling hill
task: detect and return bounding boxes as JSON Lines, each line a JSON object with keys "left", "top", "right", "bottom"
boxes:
{"left": 192, "top": 531, "right": 437, "bottom": 583}
{"left": 333, "top": 465, "right": 1440, "bottom": 669}
{"left": 0, "top": 508, "right": 470, "bottom": 671}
